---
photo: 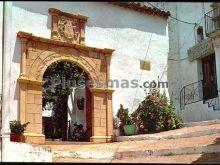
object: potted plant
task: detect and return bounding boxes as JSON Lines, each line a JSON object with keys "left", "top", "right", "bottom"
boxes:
{"left": 116, "top": 104, "right": 136, "bottom": 136}
{"left": 76, "top": 96, "right": 84, "bottom": 110}
{"left": 10, "top": 120, "right": 30, "bottom": 142}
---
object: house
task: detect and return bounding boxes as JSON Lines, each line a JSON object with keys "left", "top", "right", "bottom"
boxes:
{"left": 164, "top": 2, "right": 220, "bottom": 122}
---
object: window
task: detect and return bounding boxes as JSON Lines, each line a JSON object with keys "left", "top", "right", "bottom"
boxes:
{"left": 197, "top": 26, "right": 204, "bottom": 43}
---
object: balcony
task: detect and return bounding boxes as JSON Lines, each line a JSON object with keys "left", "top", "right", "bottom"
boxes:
{"left": 205, "top": 7, "right": 220, "bottom": 37}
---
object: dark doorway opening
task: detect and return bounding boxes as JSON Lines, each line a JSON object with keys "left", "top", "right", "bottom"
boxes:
{"left": 202, "top": 53, "right": 218, "bottom": 100}
{"left": 42, "top": 61, "right": 91, "bottom": 142}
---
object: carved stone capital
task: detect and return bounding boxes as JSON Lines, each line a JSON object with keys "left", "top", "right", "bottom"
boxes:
{"left": 19, "top": 73, "right": 28, "bottom": 79}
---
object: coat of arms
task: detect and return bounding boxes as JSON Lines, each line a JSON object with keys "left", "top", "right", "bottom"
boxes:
{"left": 58, "top": 16, "right": 79, "bottom": 43}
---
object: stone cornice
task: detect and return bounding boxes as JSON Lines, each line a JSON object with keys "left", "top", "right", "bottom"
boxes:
{"left": 17, "top": 31, "right": 115, "bottom": 55}
{"left": 48, "top": 8, "right": 88, "bottom": 22}
{"left": 17, "top": 77, "right": 44, "bottom": 86}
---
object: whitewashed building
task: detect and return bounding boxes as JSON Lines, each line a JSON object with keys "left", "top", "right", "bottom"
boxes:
{"left": 2, "top": 1, "right": 220, "bottom": 162}
{"left": 162, "top": 2, "right": 220, "bottom": 122}
{"left": 0, "top": 2, "right": 170, "bottom": 161}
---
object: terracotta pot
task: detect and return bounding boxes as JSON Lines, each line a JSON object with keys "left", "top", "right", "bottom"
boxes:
{"left": 10, "top": 133, "right": 25, "bottom": 142}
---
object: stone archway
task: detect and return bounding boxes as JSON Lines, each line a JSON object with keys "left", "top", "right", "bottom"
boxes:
{"left": 17, "top": 31, "right": 114, "bottom": 144}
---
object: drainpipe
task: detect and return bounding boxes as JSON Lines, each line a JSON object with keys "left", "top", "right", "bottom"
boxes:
{"left": 1, "top": 1, "right": 12, "bottom": 162}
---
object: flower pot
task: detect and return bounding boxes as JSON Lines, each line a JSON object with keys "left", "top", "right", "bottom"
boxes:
{"left": 123, "top": 124, "right": 136, "bottom": 136}
{"left": 77, "top": 98, "right": 84, "bottom": 110}
{"left": 10, "top": 133, "right": 25, "bottom": 142}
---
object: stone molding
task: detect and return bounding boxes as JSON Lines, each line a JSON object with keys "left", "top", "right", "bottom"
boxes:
{"left": 17, "top": 31, "right": 114, "bottom": 55}
{"left": 18, "top": 77, "right": 44, "bottom": 86}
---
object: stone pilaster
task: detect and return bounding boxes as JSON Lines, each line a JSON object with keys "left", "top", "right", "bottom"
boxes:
{"left": 89, "top": 88, "right": 114, "bottom": 143}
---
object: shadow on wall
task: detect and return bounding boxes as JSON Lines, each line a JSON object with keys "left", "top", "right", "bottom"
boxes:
{"left": 12, "top": 1, "right": 167, "bottom": 35}
{"left": 192, "top": 137, "right": 220, "bottom": 163}
{"left": 12, "top": 38, "right": 21, "bottom": 108}
{"left": 12, "top": 37, "right": 21, "bottom": 64}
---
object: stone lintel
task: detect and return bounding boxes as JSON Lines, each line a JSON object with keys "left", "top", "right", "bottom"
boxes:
{"left": 188, "top": 38, "right": 214, "bottom": 62}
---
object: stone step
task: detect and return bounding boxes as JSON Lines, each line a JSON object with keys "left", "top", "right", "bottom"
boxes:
{"left": 116, "top": 123, "right": 220, "bottom": 142}
{"left": 48, "top": 133, "right": 220, "bottom": 160}
{"left": 53, "top": 153, "right": 220, "bottom": 163}
{"left": 184, "top": 119, "right": 220, "bottom": 127}
{"left": 114, "top": 143, "right": 220, "bottom": 159}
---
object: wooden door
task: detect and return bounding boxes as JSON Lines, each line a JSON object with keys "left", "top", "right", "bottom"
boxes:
{"left": 202, "top": 54, "right": 218, "bottom": 100}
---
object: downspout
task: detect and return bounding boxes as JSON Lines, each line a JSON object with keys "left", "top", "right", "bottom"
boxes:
{"left": 1, "top": 1, "right": 12, "bottom": 162}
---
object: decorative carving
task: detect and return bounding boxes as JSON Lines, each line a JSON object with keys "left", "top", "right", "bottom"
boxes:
{"left": 49, "top": 8, "right": 88, "bottom": 45}
{"left": 57, "top": 16, "right": 79, "bottom": 43}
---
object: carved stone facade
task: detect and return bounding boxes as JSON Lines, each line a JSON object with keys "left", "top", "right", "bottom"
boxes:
{"left": 49, "top": 8, "right": 87, "bottom": 45}
{"left": 17, "top": 30, "right": 114, "bottom": 144}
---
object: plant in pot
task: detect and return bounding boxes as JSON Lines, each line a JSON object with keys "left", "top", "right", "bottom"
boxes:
{"left": 10, "top": 120, "right": 30, "bottom": 142}
{"left": 76, "top": 96, "right": 84, "bottom": 110}
{"left": 116, "top": 104, "right": 136, "bottom": 136}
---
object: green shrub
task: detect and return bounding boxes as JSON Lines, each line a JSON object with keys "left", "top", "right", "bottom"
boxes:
{"left": 116, "top": 104, "right": 134, "bottom": 135}
{"left": 116, "top": 104, "right": 133, "bottom": 126}
{"left": 131, "top": 88, "right": 182, "bottom": 134}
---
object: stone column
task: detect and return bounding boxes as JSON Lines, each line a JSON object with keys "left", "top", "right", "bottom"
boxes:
{"left": 89, "top": 88, "right": 114, "bottom": 143}
{"left": 1, "top": 1, "right": 12, "bottom": 162}
{"left": 79, "top": 20, "right": 86, "bottom": 45}
{"left": 18, "top": 38, "right": 28, "bottom": 123}
{"left": 51, "top": 14, "right": 58, "bottom": 40}
{"left": 17, "top": 79, "right": 45, "bottom": 144}
{"left": 106, "top": 92, "right": 113, "bottom": 142}
{"left": 105, "top": 55, "right": 111, "bottom": 87}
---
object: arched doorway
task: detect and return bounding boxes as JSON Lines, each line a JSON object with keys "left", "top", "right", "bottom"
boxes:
{"left": 42, "top": 61, "right": 92, "bottom": 142}
{"left": 17, "top": 31, "right": 114, "bottom": 144}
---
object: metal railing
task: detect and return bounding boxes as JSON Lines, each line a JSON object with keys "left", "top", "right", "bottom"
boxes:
{"left": 180, "top": 80, "right": 220, "bottom": 112}
{"left": 180, "top": 80, "right": 203, "bottom": 110}
{"left": 205, "top": 7, "right": 220, "bottom": 36}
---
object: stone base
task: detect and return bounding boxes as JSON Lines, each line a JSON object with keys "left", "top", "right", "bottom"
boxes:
{"left": 23, "top": 133, "right": 45, "bottom": 144}
{"left": 90, "top": 135, "right": 113, "bottom": 143}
